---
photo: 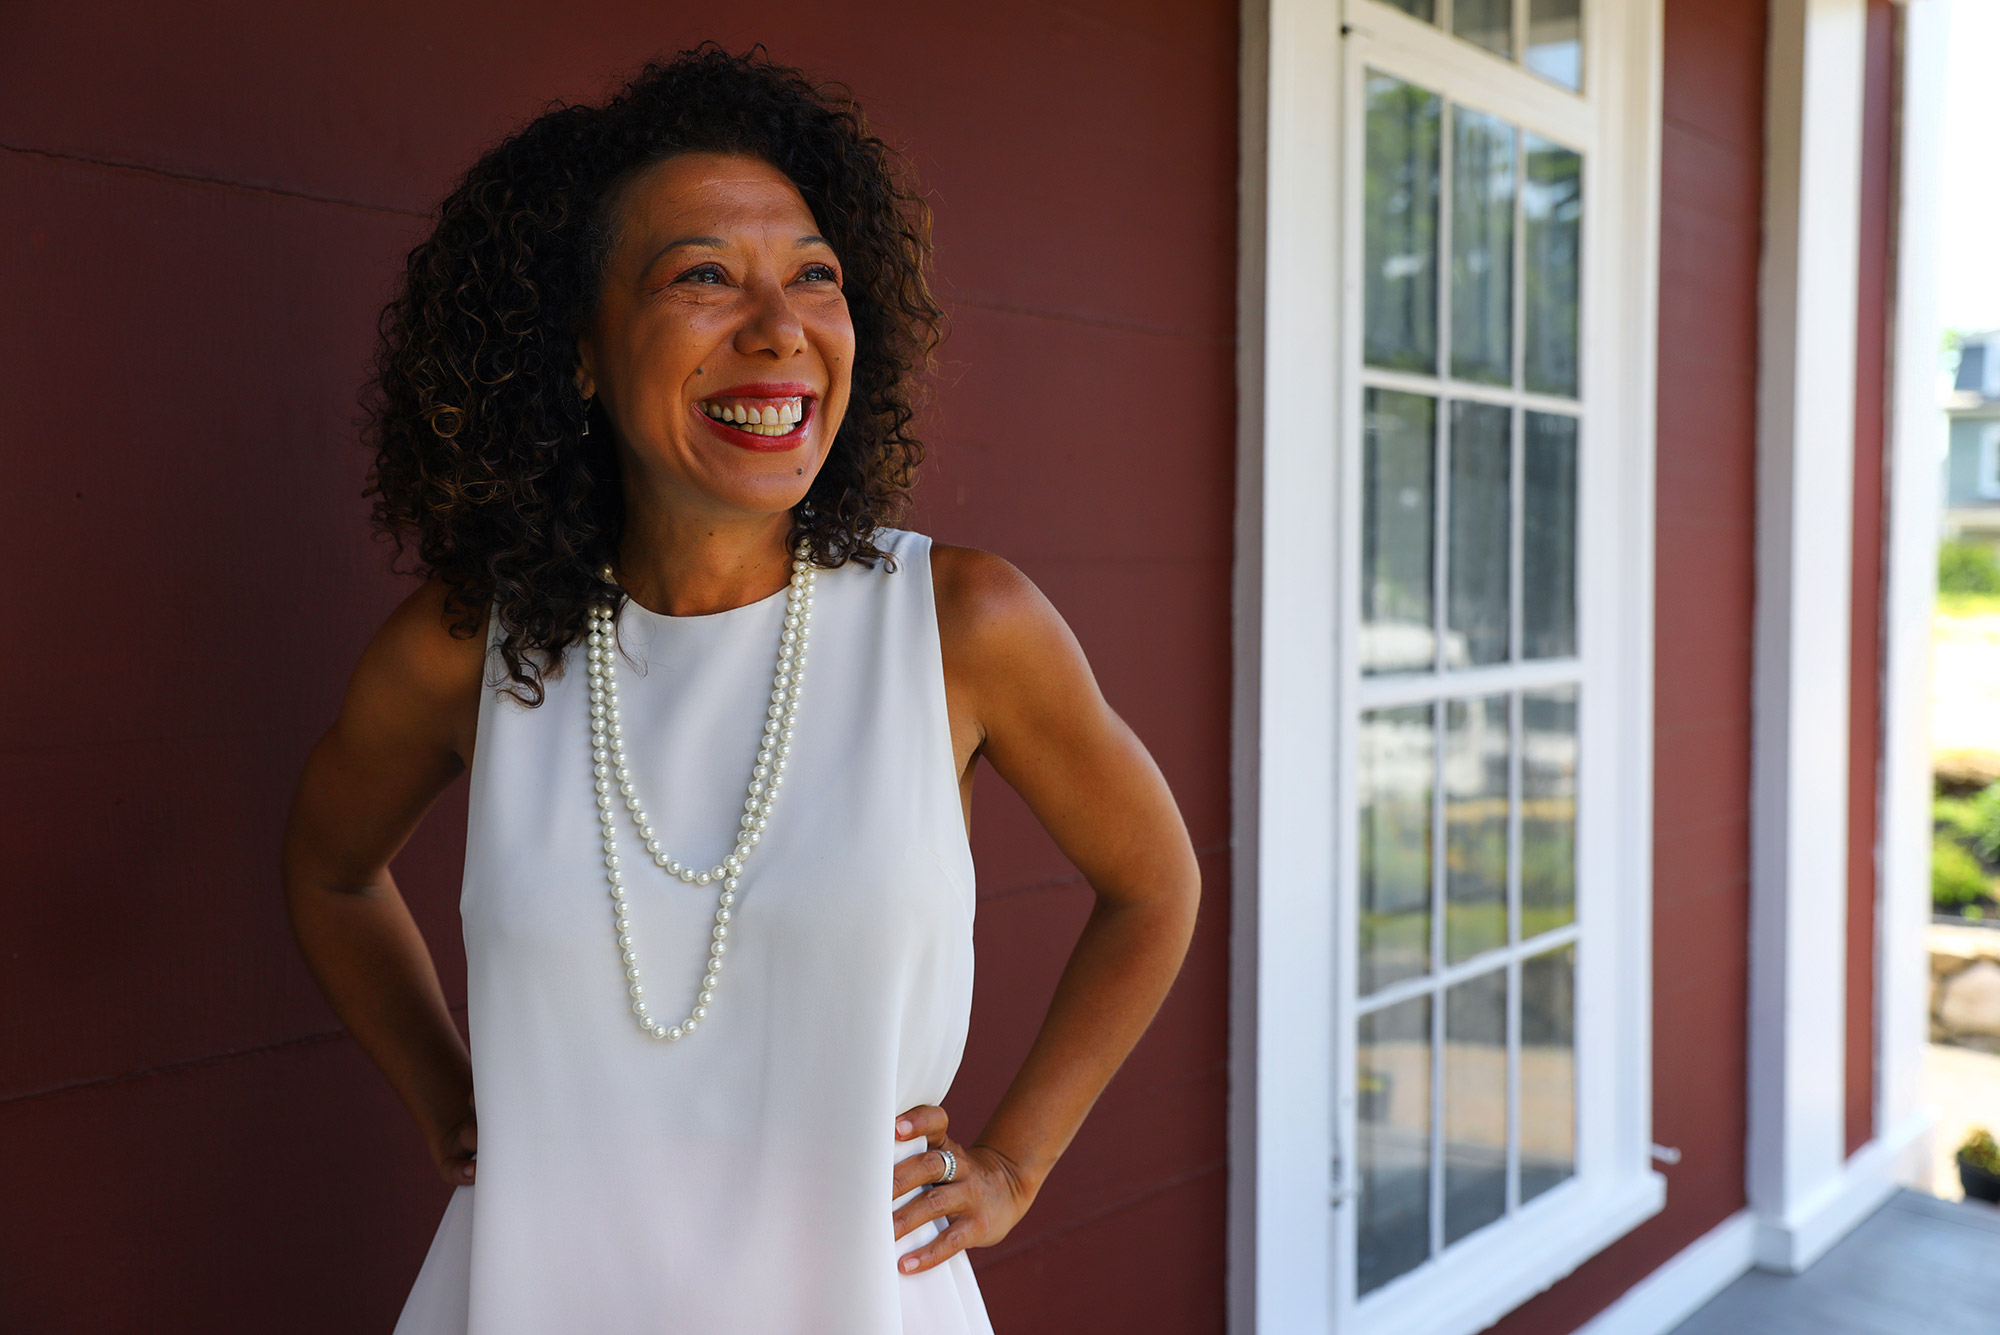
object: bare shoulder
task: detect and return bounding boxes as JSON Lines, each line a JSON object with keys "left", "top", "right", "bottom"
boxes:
{"left": 341, "top": 577, "right": 488, "bottom": 765}
{"left": 928, "top": 544, "right": 1106, "bottom": 740}
{"left": 929, "top": 544, "right": 1080, "bottom": 667}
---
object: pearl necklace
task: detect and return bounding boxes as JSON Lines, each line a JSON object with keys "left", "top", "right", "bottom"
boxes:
{"left": 585, "top": 546, "right": 817, "bottom": 1041}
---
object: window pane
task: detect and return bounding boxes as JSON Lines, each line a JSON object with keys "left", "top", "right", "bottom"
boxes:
{"left": 1523, "top": 412, "right": 1578, "bottom": 659}
{"left": 1444, "top": 969, "right": 1509, "bottom": 1244}
{"left": 1521, "top": 945, "right": 1576, "bottom": 1202}
{"left": 1359, "top": 995, "right": 1433, "bottom": 1295}
{"left": 1452, "top": 0, "right": 1513, "bottom": 60}
{"left": 1523, "top": 135, "right": 1583, "bottom": 397}
{"left": 1361, "top": 705, "right": 1434, "bottom": 994}
{"left": 1450, "top": 108, "right": 1516, "bottom": 387}
{"left": 1365, "top": 74, "right": 1442, "bottom": 373}
{"left": 1382, "top": 0, "right": 1438, "bottom": 20}
{"left": 1526, "top": 0, "right": 1583, "bottom": 90}
{"left": 1445, "top": 695, "right": 1508, "bottom": 963}
{"left": 1363, "top": 389, "right": 1438, "bottom": 676}
{"left": 1447, "top": 401, "right": 1511, "bottom": 668}
{"left": 1522, "top": 687, "right": 1577, "bottom": 933}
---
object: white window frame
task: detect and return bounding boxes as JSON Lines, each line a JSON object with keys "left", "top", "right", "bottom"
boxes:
{"left": 1231, "top": 2, "right": 1665, "bottom": 1332}
{"left": 1976, "top": 422, "right": 2000, "bottom": 501}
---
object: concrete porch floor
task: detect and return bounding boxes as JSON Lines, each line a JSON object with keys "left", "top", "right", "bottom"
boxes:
{"left": 1666, "top": 1191, "right": 2000, "bottom": 1335}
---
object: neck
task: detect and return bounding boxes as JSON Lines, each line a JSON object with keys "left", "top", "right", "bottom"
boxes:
{"left": 615, "top": 504, "right": 794, "bottom": 618}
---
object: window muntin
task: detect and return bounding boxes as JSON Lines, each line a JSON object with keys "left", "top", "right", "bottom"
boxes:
{"left": 1380, "top": 0, "right": 1586, "bottom": 91}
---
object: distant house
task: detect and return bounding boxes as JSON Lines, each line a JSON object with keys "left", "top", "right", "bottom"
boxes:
{"left": 1943, "top": 330, "right": 2000, "bottom": 547}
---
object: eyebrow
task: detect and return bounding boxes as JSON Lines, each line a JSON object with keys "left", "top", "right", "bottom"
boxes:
{"left": 643, "top": 233, "right": 836, "bottom": 271}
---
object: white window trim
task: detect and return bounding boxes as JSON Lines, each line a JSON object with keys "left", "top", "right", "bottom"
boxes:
{"left": 1231, "top": 1, "right": 1665, "bottom": 1331}
{"left": 1976, "top": 423, "right": 2000, "bottom": 501}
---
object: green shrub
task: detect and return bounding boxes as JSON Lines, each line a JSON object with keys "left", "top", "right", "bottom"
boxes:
{"left": 1940, "top": 540, "right": 2000, "bottom": 594}
{"left": 1938, "top": 794, "right": 1982, "bottom": 841}
{"left": 1960, "top": 1128, "right": 2000, "bottom": 1173}
{"left": 1972, "top": 783, "right": 2000, "bottom": 860}
{"left": 1934, "top": 835, "right": 1990, "bottom": 908}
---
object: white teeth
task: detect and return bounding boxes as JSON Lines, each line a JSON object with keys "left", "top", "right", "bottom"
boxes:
{"left": 700, "top": 398, "right": 806, "bottom": 433}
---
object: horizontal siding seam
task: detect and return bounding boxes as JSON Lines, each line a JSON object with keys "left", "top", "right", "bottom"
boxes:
{"left": 1660, "top": 115, "right": 1761, "bottom": 159}
{"left": 0, "top": 723, "right": 321, "bottom": 760}
{"left": 0, "top": 139, "right": 429, "bottom": 219}
{"left": 0, "top": 1003, "right": 466, "bottom": 1107}
{"left": 947, "top": 293, "right": 1233, "bottom": 346}
{"left": 978, "top": 1157, "right": 1226, "bottom": 1266}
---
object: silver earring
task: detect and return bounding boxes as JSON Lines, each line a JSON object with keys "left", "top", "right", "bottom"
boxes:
{"left": 799, "top": 501, "right": 816, "bottom": 521}
{"left": 580, "top": 397, "right": 593, "bottom": 438}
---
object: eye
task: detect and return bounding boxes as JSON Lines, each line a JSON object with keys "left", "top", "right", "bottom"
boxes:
{"left": 797, "top": 262, "right": 840, "bottom": 285}
{"left": 673, "top": 263, "right": 727, "bottom": 285}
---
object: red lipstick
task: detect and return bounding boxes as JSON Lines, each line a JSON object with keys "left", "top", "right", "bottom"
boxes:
{"left": 692, "top": 382, "right": 819, "bottom": 452}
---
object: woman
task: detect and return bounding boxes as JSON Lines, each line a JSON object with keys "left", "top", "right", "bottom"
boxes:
{"left": 282, "top": 46, "right": 1199, "bottom": 1334}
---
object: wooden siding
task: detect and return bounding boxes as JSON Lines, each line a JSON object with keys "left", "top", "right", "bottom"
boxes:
{"left": 1845, "top": 0, "right": 1897, "bottom": 1160}
{"left": 0, "top": 4, "right": 1237, "bottom": 1330}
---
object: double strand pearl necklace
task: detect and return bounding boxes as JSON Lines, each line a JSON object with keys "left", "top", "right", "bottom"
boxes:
{"left": 585, "top": 544, "right": 817, "bottom": 1041}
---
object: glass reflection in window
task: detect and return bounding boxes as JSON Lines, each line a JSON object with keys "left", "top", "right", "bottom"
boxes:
{"left": 1363, "top": 389, "right": 1438, "bottom": 676}
{"left": 1451, "top": 108, "right": 1517, "bottom": 387}
{"left": 1365, "top": 74, "right": 1442, "bottom": 374}
{"left": 1360, "top": 705, "right": 1435, "bottom": 994}
{"left": 1359, "top": 995, "right": 1434, "bottom": 1294}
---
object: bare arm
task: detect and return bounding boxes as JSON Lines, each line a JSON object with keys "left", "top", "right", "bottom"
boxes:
{"left": 280, "top": 579, "right": 487, "bottom": 1184}
{"left": 891, "top": 546, "right": 1202, "bottom": 1272}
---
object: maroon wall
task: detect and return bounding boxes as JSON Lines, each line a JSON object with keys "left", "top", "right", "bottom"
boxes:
{"left": 1487, "top": 0, "right": 1768, "bottom": 1329}
{"left": 0, "top": 5, "right": 1236, "bottom": 1331}
{"left": 1845, "top": 0, "right": 1897, "bottom": 1160}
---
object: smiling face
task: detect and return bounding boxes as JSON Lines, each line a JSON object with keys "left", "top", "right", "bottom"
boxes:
{"left": 575, "top": 152, "right": 855, "bottom": 530}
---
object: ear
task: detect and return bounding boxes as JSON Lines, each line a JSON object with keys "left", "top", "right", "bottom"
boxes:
{"left": 573, "top": 337, "right": 599, "bottom": 401}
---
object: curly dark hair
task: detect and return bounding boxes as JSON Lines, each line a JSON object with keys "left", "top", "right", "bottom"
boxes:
{"left": 364, "top": 44, "right": 943, "bottom": 704}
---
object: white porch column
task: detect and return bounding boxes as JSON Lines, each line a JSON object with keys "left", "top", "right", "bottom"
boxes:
{"left": 1748, "top": 0, "right": 1866, "bottom": 1274}
{"left": 1877, "top": 0, "right": 1950, "bottom": 1175}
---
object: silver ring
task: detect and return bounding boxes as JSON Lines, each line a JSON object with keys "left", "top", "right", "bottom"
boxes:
{"left": 934, "top": 1147, "right": 957, "bottom": 1185}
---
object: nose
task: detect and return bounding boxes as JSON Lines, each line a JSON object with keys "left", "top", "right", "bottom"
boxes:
{"left": 734, "top": 277, "right": 807, "bottom": 361}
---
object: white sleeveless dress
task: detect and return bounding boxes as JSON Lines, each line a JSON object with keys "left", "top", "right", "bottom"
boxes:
{"left": 393, "top": 529, "right": 993, "bottom": 1334}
